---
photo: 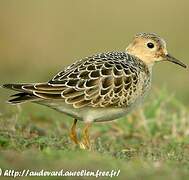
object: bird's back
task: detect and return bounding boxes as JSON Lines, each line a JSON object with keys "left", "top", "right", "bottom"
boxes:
{"left": 3, "top": 52, "right": 151, "bottom": 109}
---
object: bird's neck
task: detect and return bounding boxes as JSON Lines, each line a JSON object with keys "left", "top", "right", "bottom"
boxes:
{"left": 146, "top": 63, "right": 154, "bottom": 71}
{"left": 126, "top": 47, "right": 155, "bottom": 68}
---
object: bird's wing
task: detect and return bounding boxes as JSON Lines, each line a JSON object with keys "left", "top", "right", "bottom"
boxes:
{"left": 14, "top": 52, "right": 142, "bottom": 108}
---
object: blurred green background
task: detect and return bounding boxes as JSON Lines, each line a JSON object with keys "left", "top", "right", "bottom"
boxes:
{"left": 0, "top": 0, "right": 188, "bottom": 105}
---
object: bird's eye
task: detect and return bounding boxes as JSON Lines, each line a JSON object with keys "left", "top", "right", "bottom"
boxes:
{"left": 147, "top": 42, "right": 154, "bottom": 49}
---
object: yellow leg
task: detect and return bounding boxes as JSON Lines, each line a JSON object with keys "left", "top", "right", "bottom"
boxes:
{"left": 69, "top": 119, "right": 79, "bottom": 144}
{"left": 80, "top": 122, "right": 92, "bottom": 149}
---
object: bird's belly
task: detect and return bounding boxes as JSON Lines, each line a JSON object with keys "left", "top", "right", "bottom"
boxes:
{"left": 78, "top": 106, "right": 131, "bottom": 122}
{"left": 37, "top": 100, "right": 133, "bottom": 122}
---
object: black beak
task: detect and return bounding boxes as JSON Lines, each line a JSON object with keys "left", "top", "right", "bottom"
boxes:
{"left": 166, "top": 54, "right": 187, "bottom": 68}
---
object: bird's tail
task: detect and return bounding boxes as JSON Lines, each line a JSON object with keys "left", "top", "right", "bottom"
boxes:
{"left": 2, "top": 83, "right": 39, "bottom": 104}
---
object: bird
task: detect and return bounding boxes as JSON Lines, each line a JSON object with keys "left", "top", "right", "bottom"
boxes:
{"left": 2, "top": 32, "right": 187, "bottom": 149}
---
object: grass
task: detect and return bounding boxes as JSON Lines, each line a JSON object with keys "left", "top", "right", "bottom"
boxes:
{"left": 0, "top": 88, "right": 189, "bottom": 179}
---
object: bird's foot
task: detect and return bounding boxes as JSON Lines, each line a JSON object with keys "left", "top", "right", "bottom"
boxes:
{"left": 69, "top": 119, "right": 92, "bottom": 150}
{"left": 79, "top": 134, "right": 91, "bottom": 150}
{"left": 69, "top": 119, "right": 79, "bottom": 145}
{"left": 79, "top": 122, "right": 91, "bottom": 149}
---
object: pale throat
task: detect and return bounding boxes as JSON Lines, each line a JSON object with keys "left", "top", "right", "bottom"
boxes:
{"left": 126, "top": 47, "right": 155, "bottom": 68}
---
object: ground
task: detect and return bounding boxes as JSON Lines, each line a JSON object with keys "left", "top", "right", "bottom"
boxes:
{"left": 0, "top": 88, "right": 189, "bottom": 180}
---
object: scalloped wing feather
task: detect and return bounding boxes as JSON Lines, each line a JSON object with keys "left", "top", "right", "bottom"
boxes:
{"left": 3, "top": 52, "right": 150, "bottom": 107}
{"left": 44, "top": 52, "right": 150, "bottom": 108}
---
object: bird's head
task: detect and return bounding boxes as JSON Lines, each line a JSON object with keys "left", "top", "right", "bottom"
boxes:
{"left": 126, "top": 32, "right": 187, "bottom": 68}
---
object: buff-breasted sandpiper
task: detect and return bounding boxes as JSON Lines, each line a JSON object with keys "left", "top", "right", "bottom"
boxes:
{"left": 2, "top": 32, "right": 187, "bottom": 149}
